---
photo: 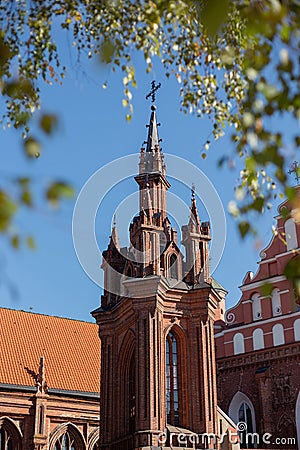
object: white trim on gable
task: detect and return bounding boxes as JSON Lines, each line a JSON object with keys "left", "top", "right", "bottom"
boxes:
{"left": 240, "top": 276, "right": 286, "bottom": 292}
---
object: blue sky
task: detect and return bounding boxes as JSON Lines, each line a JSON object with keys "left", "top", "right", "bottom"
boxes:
{"left": 0, "top": 49, "right": 286, "bottom": 322}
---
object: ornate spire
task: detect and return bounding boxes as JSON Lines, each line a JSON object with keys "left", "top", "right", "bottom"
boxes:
{"left": 189, "top": 186, "right": 201, "bottom": 232}
{"left": 110, "top": 214, "right": 119, "bottom": 250}
{"left": 146, "top": 105, "right": 160, "bottom": 153}
{"left": 139, "top": 104, "right": 165, "bottom": 175}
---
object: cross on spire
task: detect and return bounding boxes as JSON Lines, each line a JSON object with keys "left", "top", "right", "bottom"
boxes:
{"left": 146, "top": 80, "right": 161, "bottom": 103}
{"left": 288, "top": 161, "right": 300, "bottom": 185}
{"left": 191, "top": 183, "right": 196, "bottom": 199}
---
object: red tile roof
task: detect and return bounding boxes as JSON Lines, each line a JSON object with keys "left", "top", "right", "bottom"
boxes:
{"left": 0, "top": 308, "right": 100, "bottom": 393}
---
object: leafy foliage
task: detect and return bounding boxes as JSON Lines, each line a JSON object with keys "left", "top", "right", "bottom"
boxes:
{"left": 0, "top": 0, "right": 300, "bottom": 244}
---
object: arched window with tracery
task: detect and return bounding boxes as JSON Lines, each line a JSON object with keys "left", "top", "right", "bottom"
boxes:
{"left": 87, "top": 428, "right": 100, "bottom": 450}
{"left": 54, "top": 432, "right": 76, "bottom": 450}
{"left": 166, "top": 331, "right": 179, "bottom": 426}
{"left": 0, "top": 428, "right": 12, "bottom": 450}
{"left": 49, "top": 423, "right": 85, "bottom": 450}
{"left": 0, "top": 418, "right": 22, "bottom": 450}
{"left": 228, "top": 392, "right": 256, "bottom": 450}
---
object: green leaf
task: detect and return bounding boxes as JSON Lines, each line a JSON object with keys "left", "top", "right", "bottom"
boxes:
{"left": 11, "top": 235, "right": 20, "bottom": 249}
{"left": 24, "top": 137, "right": 41, "bottom": 158}
{"left": 284, "top": 256, "right": 300, "bottom": 279}
{"left": 39, "top": 114, "right": 58, "bottom": 135}
{"left": 16, "top": 177, "right": 30, "bottom": 187}
{"left": 21, "top": 190, "right": 32, "bottom": 207}
{"left": 259, "top": 282, "right": 273, "bottom": 296}
{"left": 46, "top": 182, "right": 74, "bottom": 205}
{"left": 238, "top": 221, "right": 250, "bottom": 238}
{"left": 252, "top": 197, "right": 264, "bottom": 212}
{"left": 26, "top": 236, "right": 36, "bottom": 249}
{"left": 0, "top": 190, "right": 17, "bottom": 232}
{"left": 100, "top": 38, "right": 115, "bottom": 64}
{"left": 199, "top": 0, "right": 230, "bottom": 35}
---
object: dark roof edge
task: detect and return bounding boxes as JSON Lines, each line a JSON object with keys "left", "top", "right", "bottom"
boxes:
{"left": 0, "top": 383, "right": 99, "bottom": 399}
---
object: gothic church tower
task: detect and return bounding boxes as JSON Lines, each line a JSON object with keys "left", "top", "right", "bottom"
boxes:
{"left": 92, "top": 102, "right": 224, "bottom": 450}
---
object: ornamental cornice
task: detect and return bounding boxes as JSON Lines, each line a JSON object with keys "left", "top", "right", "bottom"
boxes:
{"left": 217, "top": 343, "right": 300, "bottom": 371}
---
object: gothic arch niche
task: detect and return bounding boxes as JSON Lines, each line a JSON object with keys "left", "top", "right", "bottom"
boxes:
{"left": 252, "top": 328, "right": 264, "bottom": 351}
{"left": 296, "top": 391, "right": 300, "bottom": 450}
{"left": 272, "top": 323, "right": 285, "bottom": 346}
{"left": 233, "top": 332, "right": 245, "bottom": 355}
{"left": 294, "top": 318, "right": 300, "bottom": 341}
{"left": 0, "top": 417, "right": 22, "bottom": 450}
{"left": 271, "top": 288, "right": 282, "bottom": 316}
{"left": 228, "top": 392, "right": 256, "bottom": 449}
{"left": 49, "top": 423, "right": 85, "bottom": 450}
{"left": 117, "top": 329, "right": 136, "bottom": 439}
{"left": 164, "top": 324, "right": 189, "bottom": 428}
{"left": 285, "top": 218, "right": 298, "bottom": 251}
{"left": 38, "top": 405, "right": 45, "bottom": 434}
{"left": 251, "top": 293, "right": 262, "bottom": 321}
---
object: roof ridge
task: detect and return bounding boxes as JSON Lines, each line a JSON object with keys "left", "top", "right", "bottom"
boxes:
{"left": 0, "top": 307, "right": 97, "bottom": 325}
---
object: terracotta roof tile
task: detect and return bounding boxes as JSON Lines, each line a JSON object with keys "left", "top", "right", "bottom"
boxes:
{"left": 0, "top": 308, "right": 100, "bottom": 393}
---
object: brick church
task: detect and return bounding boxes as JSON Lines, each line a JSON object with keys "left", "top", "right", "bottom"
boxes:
{"left": 215, "top": 188, "right": 300, "bottom": 449}
{"left": 0, "top": 102, "right": 299, "bottom": 450}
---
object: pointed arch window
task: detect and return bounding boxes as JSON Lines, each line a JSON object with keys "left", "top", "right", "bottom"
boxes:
{"left": 238, "top": 403, "right": 254, "bottom": 448}
{"left": 170, "top": 254, "right": 178, "bottom": 279}
{"left": 0, "top": 418, "right": 21, "bottom": 450}
{"left": 0, "top": 428, "right": 13, "bottom": 450}
{"left": 166, "top": 331, "right": 179, "bottom": 425}
{"left": 54, "top": 433, "right": 76, "bottom": 450}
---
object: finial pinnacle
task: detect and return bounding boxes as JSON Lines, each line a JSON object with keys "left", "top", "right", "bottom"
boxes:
{"left": 146, "top": 80, "right": 161, "bottom": 103}
{"left": 191, "top": 183, "right": 196, "bottom": 199}
{"left": 113, "top": 213, "right": 117, "bottom": 227}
